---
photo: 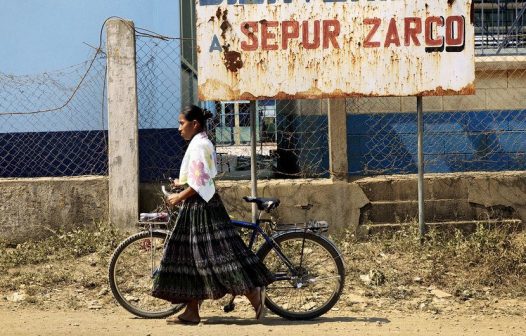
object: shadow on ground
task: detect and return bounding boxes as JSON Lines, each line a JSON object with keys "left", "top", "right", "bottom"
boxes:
{"left": 202, "top": 315, "right": 390, "bottom": 326}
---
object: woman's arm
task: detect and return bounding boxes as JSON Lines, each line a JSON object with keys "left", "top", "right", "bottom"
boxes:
{"left": 167, "top": 187, "right": 197, "bottom": 206}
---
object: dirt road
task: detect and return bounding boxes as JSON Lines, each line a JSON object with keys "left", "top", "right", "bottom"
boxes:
{"left": 1, "top": 306, "right": 525, "bottom": 336}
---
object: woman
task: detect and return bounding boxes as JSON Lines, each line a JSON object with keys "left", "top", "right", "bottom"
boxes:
{"left": 152, "top": 105, "right": 274, "bottom": 325}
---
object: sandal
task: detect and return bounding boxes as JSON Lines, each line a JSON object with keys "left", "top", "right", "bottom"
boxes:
{"left": 255, "top": 286, "right": 266, "bottom": 320}
{"left": 166, "top": 315, "right": 200, "bottom": 325}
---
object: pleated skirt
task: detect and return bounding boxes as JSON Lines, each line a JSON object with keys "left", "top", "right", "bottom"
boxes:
{"left": 151, "top": 193, "right": 274, "bottom": 303}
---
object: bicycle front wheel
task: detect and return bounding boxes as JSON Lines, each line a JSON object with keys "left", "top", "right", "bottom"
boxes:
{"left": 108, "top": 230, "right": 185, "bottom": 318}
{"left": 257, "top": 231, "right": 345, "bottom": 320}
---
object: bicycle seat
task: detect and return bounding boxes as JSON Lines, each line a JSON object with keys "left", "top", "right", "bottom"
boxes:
{"left": 243, "top": 196, "right": 280, "bottom": 212}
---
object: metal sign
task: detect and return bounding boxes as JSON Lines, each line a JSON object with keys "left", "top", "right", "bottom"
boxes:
{"left": 197, "top": 0, "right": 475, "bottom": 101}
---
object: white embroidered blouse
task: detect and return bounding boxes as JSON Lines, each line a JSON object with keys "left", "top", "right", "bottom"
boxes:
{"left": 179, "top": 131, "right": 217, "bottom": 202}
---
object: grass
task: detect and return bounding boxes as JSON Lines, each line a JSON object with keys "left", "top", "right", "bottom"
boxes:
{"left": 0, "top": 221, "right": 123, "bottom": 307}
{"left": 335, "top": 222, "right": 526, "bottom": 301}
{"left": 1, "top": 220, "right": 525, "bottom": 311}
{"left": 0, "top": 221, "right": 122, "bottom": 271}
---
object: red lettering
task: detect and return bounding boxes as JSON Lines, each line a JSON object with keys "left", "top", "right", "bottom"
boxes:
{"left": 445, "top": 16, "right": 464, "bottom": 46}
{"left": 261, "top": 21, "right": 279, "bottom": 51}
{"left": 323, "top": 20, "right": 340, "bottom": 49}
{"left": 384, "top": 18, "right": 401, "bottom": 47}
{"left": 404, "top": 17, "right": 421, "bottom": 46}
{"left": 240, "top": 22, "right": 258, "bottom": 51}
{"left": 302, "top": 20, "right": 320, "bottom": 49}
{"left": 425, "top": 16, "right": 444, "bottom": 47}
{"left": 281, "top": 21, "right": 299, "bottom": 50}
{"left": 364, "top": 18, "right": 381, "bottom": 48}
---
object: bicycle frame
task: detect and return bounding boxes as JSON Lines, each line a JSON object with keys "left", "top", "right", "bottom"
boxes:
{"left": 231, "top": 218, "right": 305, "bottom": 282}
{"left": 141, "top": 186, "right": 315, "bottom": 283}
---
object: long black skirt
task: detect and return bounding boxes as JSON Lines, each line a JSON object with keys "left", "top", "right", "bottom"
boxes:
{"left": 151, "top": 193, "right": 274, "bottom": 303}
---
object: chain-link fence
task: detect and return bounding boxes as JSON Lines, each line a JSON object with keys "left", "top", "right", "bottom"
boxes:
{"left": 136, "top": 35, "right": 525, "bottom": 182}
{"left": 136, "top": 36, "right": 329, "bottom": 183}
{"left": 136, "top": 37, "right": 189, "bottom": 182}
{"left": 346, "top": 0, "right": 526, "bottom": 176}
{"left": 2, "top": 6, "right": 524, "bottom": 182}
{"left": 0, "top": 50, "right": 108, "bottom": 178}
{"left": 347, "top": 66, "right": 526, "bottom": 176}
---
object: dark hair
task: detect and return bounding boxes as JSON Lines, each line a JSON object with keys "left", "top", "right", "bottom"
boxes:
{"left": 181, "top": 105, "right": 213, "bottom": 129}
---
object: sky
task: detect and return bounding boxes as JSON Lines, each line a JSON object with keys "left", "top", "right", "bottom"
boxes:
{"left": 0, "top": 1, "right": 182, "bottom": 132}
{"left": 0, "top": 0, "right": 180, "bottom": 75}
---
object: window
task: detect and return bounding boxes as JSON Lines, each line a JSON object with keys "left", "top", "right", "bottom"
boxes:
{"left": 239, "top": 103, "right": 251, "bottom": 127}
{"left": 223, "top": 104, "right": 235, "bottom": 127}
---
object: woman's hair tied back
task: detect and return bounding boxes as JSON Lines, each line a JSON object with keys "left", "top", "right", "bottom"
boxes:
{"left": 182, "top": 105, "right": 213, "bottom": 129}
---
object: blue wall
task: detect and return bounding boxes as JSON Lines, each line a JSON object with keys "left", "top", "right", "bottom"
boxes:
{"left": 0, "top": 131, "right": 107, "bottom": 177}
{"left": 347, "top": 110, "right": 526, "bottom": 175}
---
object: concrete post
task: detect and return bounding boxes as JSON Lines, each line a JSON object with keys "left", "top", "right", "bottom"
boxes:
{"left": 327, "top": 99, "right": 348, "bottom": 181}
{"left": 106, "top": 19, "right": 139, "bottom": 229}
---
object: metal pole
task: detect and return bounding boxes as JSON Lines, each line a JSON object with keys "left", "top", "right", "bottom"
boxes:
{"left": 250, "top": 101, "right": 258, "bottom": 224}
{"left": 482, "top": 0, "right": 485, "bottom": 55}
{"left": 417, "top": 96, "right": 426, "bottom": 239}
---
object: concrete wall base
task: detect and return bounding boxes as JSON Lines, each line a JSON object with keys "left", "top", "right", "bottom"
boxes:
{"left": 2, "top": 172, "right": 524, "bottom": 244}
{"left": 0, "top": 176, "right": 108, "bottom": 245}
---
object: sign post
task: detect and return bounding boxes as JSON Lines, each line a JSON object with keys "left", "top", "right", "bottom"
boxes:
{"left": 417, "top": 96, "right": 425, "bottom": 239}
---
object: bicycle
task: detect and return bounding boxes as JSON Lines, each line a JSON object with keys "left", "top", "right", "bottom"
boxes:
{"left": 108, "top": 184, "right": 345, "bottom": 320}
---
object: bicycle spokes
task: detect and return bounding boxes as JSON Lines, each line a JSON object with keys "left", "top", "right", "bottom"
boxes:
{"left": 262, "top": 235, "right": 343, "bottom": 317}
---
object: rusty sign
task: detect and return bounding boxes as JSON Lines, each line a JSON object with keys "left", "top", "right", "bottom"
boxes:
{"left": 196, "top": 0, "right": 475, "bottom": 101}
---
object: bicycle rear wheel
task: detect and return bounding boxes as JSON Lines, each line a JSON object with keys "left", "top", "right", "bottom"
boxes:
{"left": 257, "top": 231, "right": 345, "bottom": 320}
{"left": 108, "top": 230, "right": 185, "bottom": 318}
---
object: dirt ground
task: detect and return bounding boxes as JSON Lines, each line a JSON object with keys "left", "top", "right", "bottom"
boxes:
{"left": 1, "top": 295, "right": 526, "bottom": 336}
{"left": 1, "top": 304, "right": 525, "bottom": 336}
{"left": 2, "top": 225, "right": 525, "bottom": 336}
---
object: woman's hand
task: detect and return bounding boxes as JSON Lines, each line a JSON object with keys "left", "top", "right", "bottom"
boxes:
{"left": 171, "top": 178, "right": 181, "bottom": 187}
{"left": 167, "top": 193, "right": 182, "bottom": 206}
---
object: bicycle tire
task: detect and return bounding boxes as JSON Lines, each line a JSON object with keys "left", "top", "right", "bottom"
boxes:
{"left": 108, "top": 230, "right": 185, "bottom": 318}
{"left": 257, "top": 231, "right": 345, "bottom": 320}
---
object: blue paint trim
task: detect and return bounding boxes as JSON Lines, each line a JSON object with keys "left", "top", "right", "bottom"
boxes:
{"left": 0, "top": 130, "right": 107, "bottom": 178}
{"left": 347, "top": 110, "right": 526, "bottom": 175}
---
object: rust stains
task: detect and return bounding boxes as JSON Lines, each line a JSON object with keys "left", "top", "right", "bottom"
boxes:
{"left": 197, "top": 1, "right": 474, "bottom": 101}
{"left": 220, "top": 20, "right": 232, "bottom": 39}
{"left": 213, "top": 7, "right": 241, "bottom": 72}
{"left": 200, "top": 81, "right": 476, "bottom": 101}
{"left": 418, "top": 83, "right": 475, "bottom": 96}
{"left": 224, "top": 50, "right": 243, "bottom": 72}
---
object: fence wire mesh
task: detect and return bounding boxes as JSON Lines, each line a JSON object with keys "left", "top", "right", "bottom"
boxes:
{"left": 2, "top": 6, "right": 525, "bottom": 182}
{"left": 0, "top": 50, "right": 108, "bottom": 178}
{"left": 136, "top": 31, "right": 525, "bottom": 181}
{"left": 135, "top": 36, "right": 329, "bottom": 183}
{"left": 346, "top": 65, "right": 526, "bottom": 176}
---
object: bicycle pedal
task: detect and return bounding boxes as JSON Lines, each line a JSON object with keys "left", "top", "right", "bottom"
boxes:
{"left": 223, "top": 302, "right": 235, "bottom": 313}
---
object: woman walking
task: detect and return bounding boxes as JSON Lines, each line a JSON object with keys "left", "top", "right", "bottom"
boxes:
{"left": 152, "top": 105, "right": 274, "bottom": 325}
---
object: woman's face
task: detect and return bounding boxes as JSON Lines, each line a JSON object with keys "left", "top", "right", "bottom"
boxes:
{"left": 178, "top": 114, "right": 199, "bottom": 141}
